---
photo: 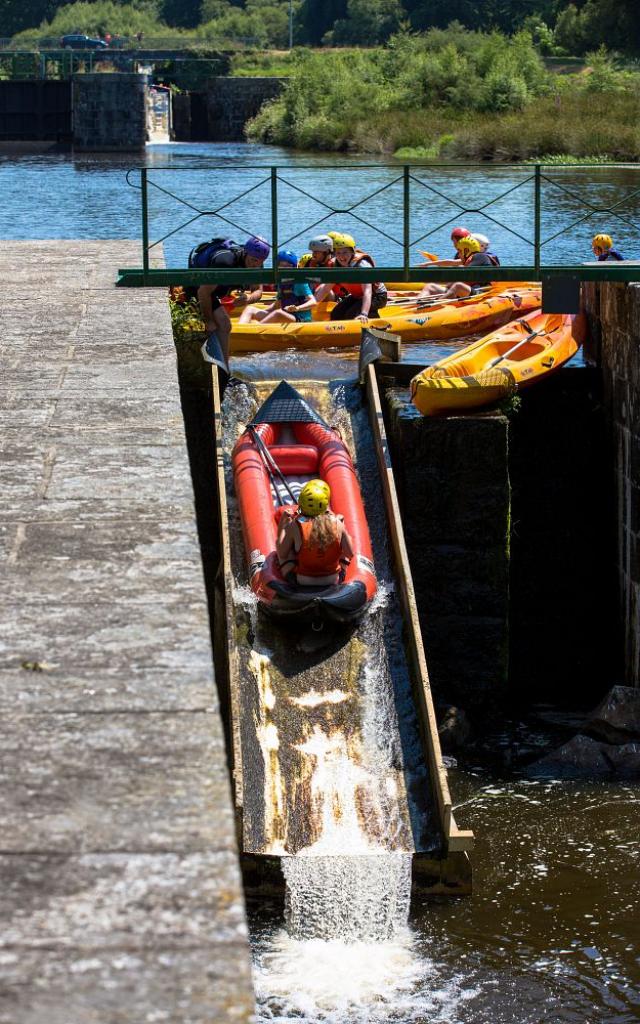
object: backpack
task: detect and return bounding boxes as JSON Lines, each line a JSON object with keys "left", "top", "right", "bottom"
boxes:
{"left": 188, "top": 236, "right": 244, "bottom": 269}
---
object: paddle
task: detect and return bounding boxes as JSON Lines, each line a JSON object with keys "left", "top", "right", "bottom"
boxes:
{"left": 419, "top": 250, "right": 439, "bottom": 262}
{"left": 488, "top": 321, "right": 556, "bottom": 368}
{"left": 415, "top": 286, "right": 492, "bottom": 310}
{"left": 247, "top": 425, "right": 297, "bottom": 506}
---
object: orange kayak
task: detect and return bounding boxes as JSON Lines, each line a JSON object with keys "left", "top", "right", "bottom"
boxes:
{"left": 410, "top": 310, "right": 587, "bottom": 415}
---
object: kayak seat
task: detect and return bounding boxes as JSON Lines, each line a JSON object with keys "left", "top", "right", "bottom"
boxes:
{"left": 267, "top": 444, "right": 319, "bottom": 476}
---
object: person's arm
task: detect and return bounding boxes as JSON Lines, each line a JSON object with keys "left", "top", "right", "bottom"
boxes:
{"left": 285, "top": 285, "right": 316, "bottom": 314}
{"left": 340, "top": 523, "right": 354, "bottom": 558}
{"left": 314, "top": 282, "right": 333, "bottom": 302}
{"left": 276, "top": 515, "right": 297, "bottom": 561}
{"left": 355, "top": 282, "right": 373, "bottom": 322}
{"left": 428, "top": 258, "right": 462, "bottom": 268}
{"left": 197, "top": 285, "right": 218, "bottom": 332}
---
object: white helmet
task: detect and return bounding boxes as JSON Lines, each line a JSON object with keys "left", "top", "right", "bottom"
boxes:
{"left": 473, "top": 233, "right": 490, "bottom": 250}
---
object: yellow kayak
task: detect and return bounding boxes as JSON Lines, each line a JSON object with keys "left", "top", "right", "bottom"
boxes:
{"left": 410, "top": 311, "right": 587, "bottom": 416}
{"left": 227, "top": 285, "right": 541, "bottom": 353}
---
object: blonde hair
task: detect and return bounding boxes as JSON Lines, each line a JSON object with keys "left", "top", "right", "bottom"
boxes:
{"left": 309, "top": 511, "right": 339, "bottom": 551}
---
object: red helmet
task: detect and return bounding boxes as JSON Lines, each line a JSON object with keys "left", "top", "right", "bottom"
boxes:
{"left": 451, "top": 226, "right": 471, "bottom": 241}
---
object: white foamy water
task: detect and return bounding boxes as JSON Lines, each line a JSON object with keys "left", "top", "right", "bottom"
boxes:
{"left": 252, "top": 922, "right": 474, "bottom": 1024}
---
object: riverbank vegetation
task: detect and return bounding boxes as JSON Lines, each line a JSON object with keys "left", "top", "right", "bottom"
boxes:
{"left": 6, "top": 0, "right": 639, "bottom": 56}
{"left": 247, "top": 33, "right": 640, "bottom": 160}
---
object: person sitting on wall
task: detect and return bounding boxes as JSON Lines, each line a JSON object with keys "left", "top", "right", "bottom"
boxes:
{"left": 418, "top": 236, "right": 495, "bottom": 303}
{"left": 592, "top": 233, "right": 624, "bottom": 262}
{"left": 276, "top": 480, "right": 354, "bottom": 587}
{"left": 239, "top": 249, "right": 316, "bottom": 324}
{"left": 313, "top": 233, "right": 387, "bottom": 322}
{"left": 187, "top": 234, "right": 270, "bottom": 364}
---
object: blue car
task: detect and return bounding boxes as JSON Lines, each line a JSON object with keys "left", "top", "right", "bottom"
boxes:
{"left": 60, "top": 34, "right": 108, "bottom": 49}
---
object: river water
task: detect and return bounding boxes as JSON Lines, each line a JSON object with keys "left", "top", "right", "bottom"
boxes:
{"left": 2, "top": 141, "right": 639, "bottom": 1023}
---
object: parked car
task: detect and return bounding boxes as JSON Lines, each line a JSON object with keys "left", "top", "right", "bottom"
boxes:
{"left": 60, "top": 34, "right": 108, "bottom": 49}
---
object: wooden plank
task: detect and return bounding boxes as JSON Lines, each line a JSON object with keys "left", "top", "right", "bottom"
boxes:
{"left": 212, "top": 369, "right": 245, "bottom": 821}
{"left": 364, "top": 362, "right": 474, "bottom": 855}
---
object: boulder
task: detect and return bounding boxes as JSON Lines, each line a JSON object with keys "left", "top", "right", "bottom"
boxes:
{"left": 437, "top": 705, "right": 471, "bottom": 752}
{"left": 528, "top": 733, "right": 640, "bottom": 780}
{"left": 584, "top": 685, "right": 640, "bottom": 744}
{"left": 528, "top": 734, "right": 612, "bottom": 779}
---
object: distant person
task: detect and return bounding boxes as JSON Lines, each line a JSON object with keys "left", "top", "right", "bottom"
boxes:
{"left": 418, "top": 236, "right": 495, "bottom": 302}
{"left": 298, "top": 234, "right": 335, "bottom": 293}
{"left": 313, "top": 233, "right": 387, "bottom": 322}
{"left": 136, "top": 31, "right": 144, "bottom": 45}
{"left": 239, "top": 249, "right": 316, "bottom": 324}
{"left": 187, "top": 234, "right": 270, "bottom": 364}
{"left": 450, "top": 225, "right": 471, "bottom": 258}
{"left": 592, "top": 233, "right": 624, "bottom": 261}
{"left": 276, "top": 480, "right": 353, "bottom": 587}
{"left": 104, "top": 32, "right": 112, "bottom": 45}
{"left": 472, "top": 233, "right": 500, "bottom": 265}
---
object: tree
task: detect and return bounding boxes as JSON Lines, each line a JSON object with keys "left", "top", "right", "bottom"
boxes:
{"left": 296, "top": 0, "right": 347, "bottom": 45}
{"left": 161, "top": 0, "right": 202, "bottom": 28}
{"left": 0, "top": 0, "right": 59, "bottom": 35}
{"left": 328, "top": 0, "right": 404, "bottom": 45}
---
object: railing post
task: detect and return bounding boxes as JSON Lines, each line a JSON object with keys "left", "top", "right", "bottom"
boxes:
{"left": 534, "top": 163, "right": 541, "bottom": 277}
{"left": 141, "top": 168, "right": 150, "bottom": 284}
{"left": 270, "top": 166, "right": 279, "bottom": 288}
{"left": 403, "top": 165, "right": 410, "bottom": 281}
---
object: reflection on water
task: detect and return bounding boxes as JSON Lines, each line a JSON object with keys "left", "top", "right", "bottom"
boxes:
{"left": 1, "top": 142, "right": 639, "bottom": 271}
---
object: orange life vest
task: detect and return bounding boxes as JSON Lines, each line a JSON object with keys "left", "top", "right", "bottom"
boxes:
{"left": 308, "top": 254, "right": 335, "bottom": 269}
{"left": 332, "top": 251, "right": 385, "bottom": 299}
{"left": 296, "top": 518, "right": 342, "bottom": 577}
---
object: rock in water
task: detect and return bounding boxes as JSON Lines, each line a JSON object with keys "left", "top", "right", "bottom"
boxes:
{"left": 584, "top": 685, "right": 640, "bottom": 744}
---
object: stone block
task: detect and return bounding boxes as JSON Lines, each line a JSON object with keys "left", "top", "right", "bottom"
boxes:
{"left": 585, "top": 684, "right": 640, "bottom": 744}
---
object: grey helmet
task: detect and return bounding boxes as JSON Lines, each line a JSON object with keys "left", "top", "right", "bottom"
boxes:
{"left": 473, "top": 232, "right": 490, "bottom": 250}
{"left": 308, "top": 234, "right": 334, "bottom": 252}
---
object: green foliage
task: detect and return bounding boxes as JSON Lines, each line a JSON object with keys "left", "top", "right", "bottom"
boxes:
{"left": 12, "top": 1, "right": 171, "bottom": 45}
{"left": 327, "top": 0, "right": 405, "bottom": 46}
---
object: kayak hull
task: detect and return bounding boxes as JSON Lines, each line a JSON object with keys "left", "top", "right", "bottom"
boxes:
{"left": 410, "top": 311, "right": 587, "bottom": 415}
{"left": 227, "top": 286, "right": 541, "bottom": 353}
{"left": 232, "top": 382, "right": 377, "bottom": 625}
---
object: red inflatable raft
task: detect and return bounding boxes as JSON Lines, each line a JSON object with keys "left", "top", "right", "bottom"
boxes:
{"left": 232, "top": 381, "right": 377, "bottom": 625}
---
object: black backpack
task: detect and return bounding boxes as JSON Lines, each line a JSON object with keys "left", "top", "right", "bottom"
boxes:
{"left": 188, "top": 236, "right": 244, "bottom": 269}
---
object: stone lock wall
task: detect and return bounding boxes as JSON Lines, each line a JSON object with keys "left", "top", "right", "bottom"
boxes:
{"left": 583, "top": 282, "right": 640, "bottom": 687}
{"left": 72, "top": 72, "right": 148, "bottom": 151}
{"left": 206, "top": 76, "right": 284, "bottom": 141}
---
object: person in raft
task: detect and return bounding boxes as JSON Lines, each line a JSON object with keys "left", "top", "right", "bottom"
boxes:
{"left": 418, "top": 235, "right": 496, "bottom": 302}
{"left": 592, "top": 233, "right": 625, "bottom": 261}
{"left": 276, "top": 480, "right": 354, "bottom": 587}
{"left": 297, "top": 234, "right": 335, "bottom": 293}
{"left": 188, "top": 234, "right": 270, "bottom": 364}
{"left": 239, "top": 249, "right": 316, "bottom": 324}
{"left": 313, "top": 233, "right": 388, "bottom": 322}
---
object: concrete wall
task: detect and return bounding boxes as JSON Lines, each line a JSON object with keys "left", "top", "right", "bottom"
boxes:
{"left": 0, "top": 80, "right": 71, "bottom": 141}
{"left": 583, "top": 282, "right": 640, "bottom": 687}
{"left": 206, "top": 76, "right": 284, "bottom": 141}
{"left": 72, "top": 72, "right": 147, "bottom": 151}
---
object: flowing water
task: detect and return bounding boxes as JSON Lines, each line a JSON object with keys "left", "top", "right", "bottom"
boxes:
{"left": 2, "top": 141, "right": 639, "bottom": 1022}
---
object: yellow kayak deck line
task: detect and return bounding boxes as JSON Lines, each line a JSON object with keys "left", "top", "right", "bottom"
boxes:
{"left": 410, "top": 311, "right": 587, "bottom": 416}
{"left": 225, "top": 285, "right": 541, "bottom": 353}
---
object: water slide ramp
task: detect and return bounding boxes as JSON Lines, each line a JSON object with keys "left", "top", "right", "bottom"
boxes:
{"left": 213, "top": 343, "right": 473, "bottom": 899}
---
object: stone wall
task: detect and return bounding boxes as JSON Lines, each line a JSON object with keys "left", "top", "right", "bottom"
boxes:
{"left": 72, "top": 72, "right": 147, "bottom": 151}
{"left": 583, "top": 282, "right": 640, "bottom": 687}
{"left": 385, "top": 367, "right": 616, "bottom": 713}
{"left": 0, "top": 80, "right": 71, "bottom": 141}
{"left": 206, "top": 76, "right": 284, "bottom": 141}
{"left": 386, "top": 395, "right": 511, "bottom": 714}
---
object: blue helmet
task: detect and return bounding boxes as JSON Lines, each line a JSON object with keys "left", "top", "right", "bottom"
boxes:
{"left": 277, "top": 248, "right": 298, "bottom": 267}
{"left": 244, "top": 235, "right": 270, "bottom": 261}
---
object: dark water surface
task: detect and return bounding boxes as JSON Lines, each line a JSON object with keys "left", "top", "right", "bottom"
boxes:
{"left": 3, "top": 141, "right": 639, "bottom": 1022}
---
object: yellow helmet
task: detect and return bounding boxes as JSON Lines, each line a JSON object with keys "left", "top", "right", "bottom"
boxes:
{"left": 298, "top": 253, "right": 313, "bottom": 267}
{"left": 331, "top": 232, "right": 356, "bottom": 250}
{"left": 458, "top": 235, "right": 482, "bottom": 257}
{"left": 298, "top": 479, "right": 330, "bottom": 516}
{"left": 593, "top": 233, "right": 613, "bottom": 250}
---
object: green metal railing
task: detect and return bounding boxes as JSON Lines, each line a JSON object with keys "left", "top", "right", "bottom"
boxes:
{"left": 116, "top": 163, "right": 640, "bottom": 289}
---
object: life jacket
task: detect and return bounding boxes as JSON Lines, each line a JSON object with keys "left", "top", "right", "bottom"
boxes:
{"left": 599, "top": 249, "right": 624, "bottom": 262}
{"left": 332, "top": 251, "right": 385, "bottom": 300}
{"left": 188, "top": 236, "right": 245, "bottom": 269}
{"left": 486, "top": 251, "right": 500, "bottom": 266}
{"left": 278, "top": 277, "right": 309, "bottom": 308}
{"left": 295, "top": 517, "right": 342, "bottom": 578}
{"left": 300, "top": 253, "right": 335, "bottom": 290}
